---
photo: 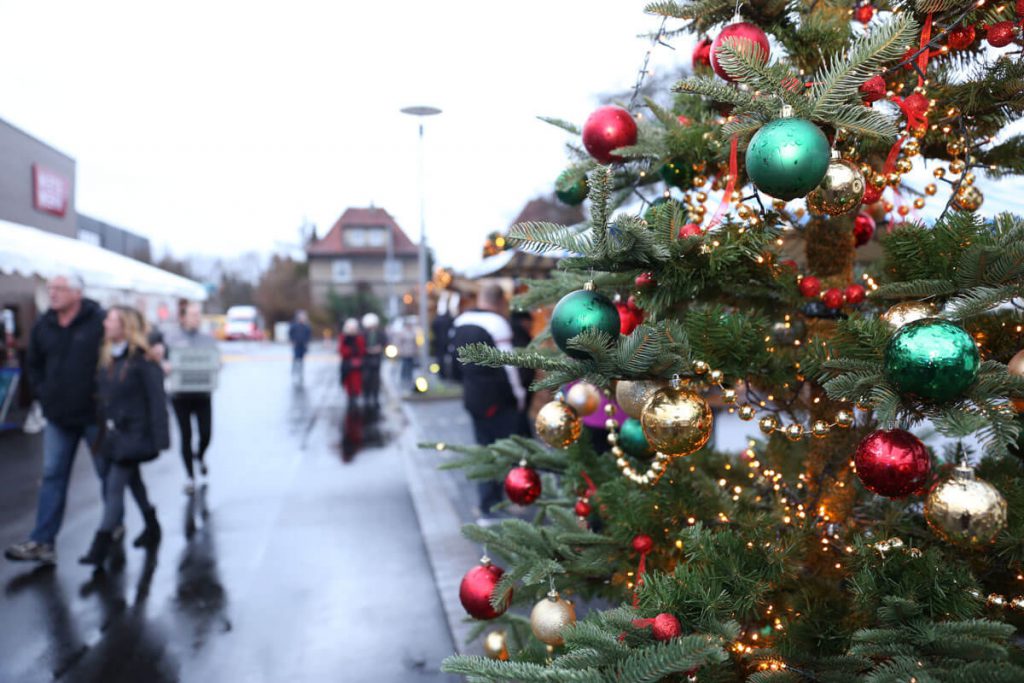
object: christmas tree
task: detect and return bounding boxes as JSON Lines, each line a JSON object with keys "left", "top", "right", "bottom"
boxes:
{"left": 433, "top": 0, "right": 1024, "bottom": 680}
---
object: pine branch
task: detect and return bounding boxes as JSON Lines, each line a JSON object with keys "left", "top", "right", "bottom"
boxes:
{"left": 508, "top": 221, "right": 593, "bottom": 255}
{"left": 827, "top": 103, "right": 899, "bottom": 142}
{"left": 809, "top": 14, "right": 918, "bottom": 120}
{"left": 443, "top": 656, "right": 599, "bottom": 682}
{"left": 539, "top": 116, "right": 582, "bottom": 135}
{"left": 714, "top": 42, "right": 812, "bottom": 117}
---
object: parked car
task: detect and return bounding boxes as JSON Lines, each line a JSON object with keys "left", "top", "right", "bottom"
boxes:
{"left": 224, "top": 305, "right": 265, "bottom": 340}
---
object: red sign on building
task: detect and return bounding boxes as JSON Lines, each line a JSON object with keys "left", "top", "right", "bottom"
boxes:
{"left": 32, "top": 164, "right": 69, "bottom": 217}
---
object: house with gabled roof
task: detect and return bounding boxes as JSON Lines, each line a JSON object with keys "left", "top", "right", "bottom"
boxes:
{"left": 306, "top": 206, "right": 420, "bottom": 313}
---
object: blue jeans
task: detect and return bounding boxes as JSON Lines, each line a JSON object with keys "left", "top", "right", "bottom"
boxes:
{"left": 94, "top": 458, "right": 150, "bottom": 533}
{"left": 30, "top": 422, "right": 101, "bottom": 545}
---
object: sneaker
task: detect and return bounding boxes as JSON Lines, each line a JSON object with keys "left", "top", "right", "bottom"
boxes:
{"left": 112, "top": 525, "right": 125, "bottom": 542}
{"left": 199, "top": 461, "right": 208, "bottom": 477}
{"left": 5, "top": 541, "right": 55, "bottom": 564}
{"left": 184, "top": 480, "right": 196, "bottom": 495}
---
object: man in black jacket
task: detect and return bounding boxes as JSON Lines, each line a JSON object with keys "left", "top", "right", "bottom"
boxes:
{"left": 5, "top": 275, "right": 105, "bottom": 565}
{"left": 450, "top": 284, "right": 527, "bottom": 521}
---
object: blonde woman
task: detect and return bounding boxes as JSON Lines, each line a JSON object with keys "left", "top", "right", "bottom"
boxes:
{"left": 80, "top": 306, "right": 169, "bottom": 566}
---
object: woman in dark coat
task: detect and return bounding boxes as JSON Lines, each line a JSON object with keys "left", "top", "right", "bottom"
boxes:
{"left": 80, "top": 306, "right": 169, "bottom": 566}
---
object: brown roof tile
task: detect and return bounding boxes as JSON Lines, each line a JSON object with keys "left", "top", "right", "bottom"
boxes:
{"left": 307, "top": 207, "right": 419, "bottom": 257}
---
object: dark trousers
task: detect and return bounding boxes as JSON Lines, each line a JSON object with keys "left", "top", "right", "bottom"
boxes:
{"left": 96, "top": 457, "right": 151, "bottom": 533}
{"left": 171, "top": 393, "right": 212, "bottom": 479}
{"left": 363, "top": 357, "right": 382, "bottom": 405}
{"left": 471, "top": 406, "right": 525, "bottom": 515}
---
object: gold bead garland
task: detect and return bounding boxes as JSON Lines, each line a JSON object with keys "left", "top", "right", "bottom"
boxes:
{"left": 605, "top": 399, "right": 672, "bottom": 485}
{"left": 872, "top": 537, "right": 1024, "bottom": 612}
{"left": 697, "top": 359, "right": 856, "bottom": 440}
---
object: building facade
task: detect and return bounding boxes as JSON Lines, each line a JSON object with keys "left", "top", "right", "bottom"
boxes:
{"left": 307, "top": 207, "right": 419, "bottom": 315}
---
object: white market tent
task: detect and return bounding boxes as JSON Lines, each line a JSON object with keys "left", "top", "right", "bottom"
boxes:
{"left": 0, "top": 218, "right": 207, "bottom": 301}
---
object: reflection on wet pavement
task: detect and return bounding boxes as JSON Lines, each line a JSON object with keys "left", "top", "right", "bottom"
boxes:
{"left": 0, "top": 344, "right": 457, "bottom": 682}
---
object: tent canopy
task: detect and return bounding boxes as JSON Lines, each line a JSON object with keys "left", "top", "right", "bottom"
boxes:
{"left": 0, "top": 218, "right": 207, "bottom": 301}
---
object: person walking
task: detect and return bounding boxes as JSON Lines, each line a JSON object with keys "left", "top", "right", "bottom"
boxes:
{"left": 5, "top": 275, "right": 105, "bottom": 565}
{"left": 360, "top": 313, "right": 386, "bottom": 408}
{"left": 450, "top": 284, "right": 527, "bottom": 522}
{"left": 165, "top": 302, "right": 219, "bottom": 494}
{"left": 289, "top": 310, "right": 313, "bottom": 385}
{"left": 395, "top": 317, "right": 417, "bottom": 385}
{"left": 338, "top": 318, "right": 365, "bottom": 404}
{"left": 79, "top": 306, "right": 168, "bottom": 566}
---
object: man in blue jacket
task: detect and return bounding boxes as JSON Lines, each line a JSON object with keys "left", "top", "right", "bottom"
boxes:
{"left": 5, "top": 275, "right": 105, "bottom": 565}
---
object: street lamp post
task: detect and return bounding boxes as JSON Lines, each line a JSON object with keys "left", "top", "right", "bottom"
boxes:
{"left": 400, "top": 105, "right": 442, "bottom": 389}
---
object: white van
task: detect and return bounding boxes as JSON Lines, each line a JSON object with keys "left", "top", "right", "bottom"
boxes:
{"left": 224, "top": 305, "right": 265, "bottom": 341}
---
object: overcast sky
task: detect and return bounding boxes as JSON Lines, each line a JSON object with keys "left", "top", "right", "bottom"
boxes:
{"left": 1, "top": 1, "right": 1017, "bottom": 275}
{"left": 0, "top": 1, "right": 686, "bottom": 272}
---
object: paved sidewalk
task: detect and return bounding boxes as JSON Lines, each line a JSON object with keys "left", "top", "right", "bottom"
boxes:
{"left": 399, "top": 394, "right": 485, "bottom": 656}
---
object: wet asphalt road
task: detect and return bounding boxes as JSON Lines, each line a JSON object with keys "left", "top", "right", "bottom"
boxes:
{"left": 0, "top": 342, "right": 458, "bottom": 683}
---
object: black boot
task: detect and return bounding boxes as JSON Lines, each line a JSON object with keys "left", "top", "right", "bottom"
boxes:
{"left": 79, "top": 531, "right": 113, "bottom": 566}
{"left": 133, "top": 507, "right": 162, "bottom": 548}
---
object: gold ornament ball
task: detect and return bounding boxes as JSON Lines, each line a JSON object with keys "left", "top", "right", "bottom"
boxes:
{"left": 738, "top": 404, "right": 757, "bottom": 421}
{"left": 805, "top": 158, "right": 865, "bottom": 216}
{"left": 954, "top": 186, "right": 983, "bottom": 212}
{"left": 896, "top": 158, "right": 914, "bottom": 174}
{"left": 640, "top": 385, "right": 713, "bottom": 457}
{"left": 913, "top": 197, "right": 925, "bottom": 210}
{"left": 880, "top": 301, "right": 937, "bottom": 330}
{"left": 1007, "top": 350, "right": 1024, "bottom": 413}
{"left": 925, "top": 183, "right": 937, "bottom": 196}
{"left": 925, "top": 464, "right": 1007, "bottom": 547}
{"left": 530, "top": 591, "right": 576, "bottom": 646}
{"left": 535, "top": 400, "right": 581, "bottom": 449}
{"left": 692, "top": 360, "right": 710, "bottom": 375}
{"left": 758, "top": 415, "right": 779, "bottom": 434}
{"left": 615, "top": 380, "right": 668, "bottom": 420}
{"left": 708, "top": 369, "right": 724, "bottom": 384}
{"left": 835, "top": 409, "right": 855, "bottom": 428}
{"left": 811, "top": 420, "right": 830, "bottom": 438}
{"left": 933, "top": 167, "right": 945, "bottom": 179}
{"left": 897, "top": 205, "right": 910, "bottom": 217}
{"left": 949, "top": 159, "right": 966, "bottom": 175}
{"left": 722, "top": 388, "right": 737, "bottom": 404}
{"left": 565, "top": 382, "right": 601, "bottom": 417}
{"left": 483, "top": 630, "right": 509, "bottom": 661}
{"left": 785, "top": 423, "right": 804, "bottom": 441}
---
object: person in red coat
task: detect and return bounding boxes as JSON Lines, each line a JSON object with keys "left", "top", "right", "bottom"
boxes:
{"left": 338, "top": 318, "right": 366, "bottom": 402}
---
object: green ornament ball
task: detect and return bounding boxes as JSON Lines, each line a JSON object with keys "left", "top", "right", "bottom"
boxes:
{"left": 619, "top": 418, "right": 655, "bottom": 460}
{"left": 659, "top": 159, "right": 693, "bottom": 189}
{"left": 884, "top": 319, "right": 980, "bottom": 402}
{"left": 745, "top": 117, "right": 831, "bottom": 200}
{"left": 550, "top": 287, "right": 620, "bottom": 359}
{"left": 555, "top": 171, "right": 588, "bottom": 206}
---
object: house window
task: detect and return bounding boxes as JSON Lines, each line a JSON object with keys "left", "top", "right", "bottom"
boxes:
{"left": 331, "top": 260, "right": 353, "bottom": 283}
{"left": 345, "top": 225, "right": 387, "bottom": 248}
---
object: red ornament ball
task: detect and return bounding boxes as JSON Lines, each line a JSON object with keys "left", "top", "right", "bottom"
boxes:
{"left": 652, "top": 613, "right": 682, "bottom": 641}
{"left": 574, "top": 500, "right": 591, "bottom": 517}
{"left": 692, "top": 37, "right": 713, "bottom": 69}
{"left": 987, "top": 21, "right": 1017, "bottom": 48}
{"left": 677, "top": 114, "right": 692, "bottom": 126}
{"left": 855, "top": 4, "right": 875, "bottom": 24}
{"left": 854, "top": 429, "right": 931, "bottom": 498}
{"left": 632, "top": 534, "right": 654, "bottom": 554}
{"left": 627, "top": 295, "right": 641, "bottom": 312}
{"left": 710, "top": 21, "right": 770, "bottom": 82}
{"left": 678, "top": 222, "right": 703, "bottom": 238}
{"left": 780, "top": 259, "right": 799, "bottom": 271}
{"left": 947, "top": 24, "right": 976, "bottom": 50}
{"left": 859, "top": 75, "right": 886, "bottom": 103}
{"left": 799, "top": 276, "right": 822, "bottom": 299}
{"left": 845, "top": 284, "right": 866, "bottom": 305}
{"left": 635, "top": 272, "right": 656, "bottom": 289}
{"left": 862, "top": 183, "right": 883, "bottom": 205}
{"left": 1018, "top": 0, "right": 1024, "bottom": 17}
{"left": 823, "top": 288, "right": 844, "bottom": 310}
{"left": 854, "top": 212, "right": 876, "bottom": 246}
{"left": 582, "top": 106, "right": 638, "bottom": 165}
{"left": 505, "top": 466, "right": 541, "bottom": 505}
{"left": 459, "top": 561, "right": 510, "bottom": 620}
